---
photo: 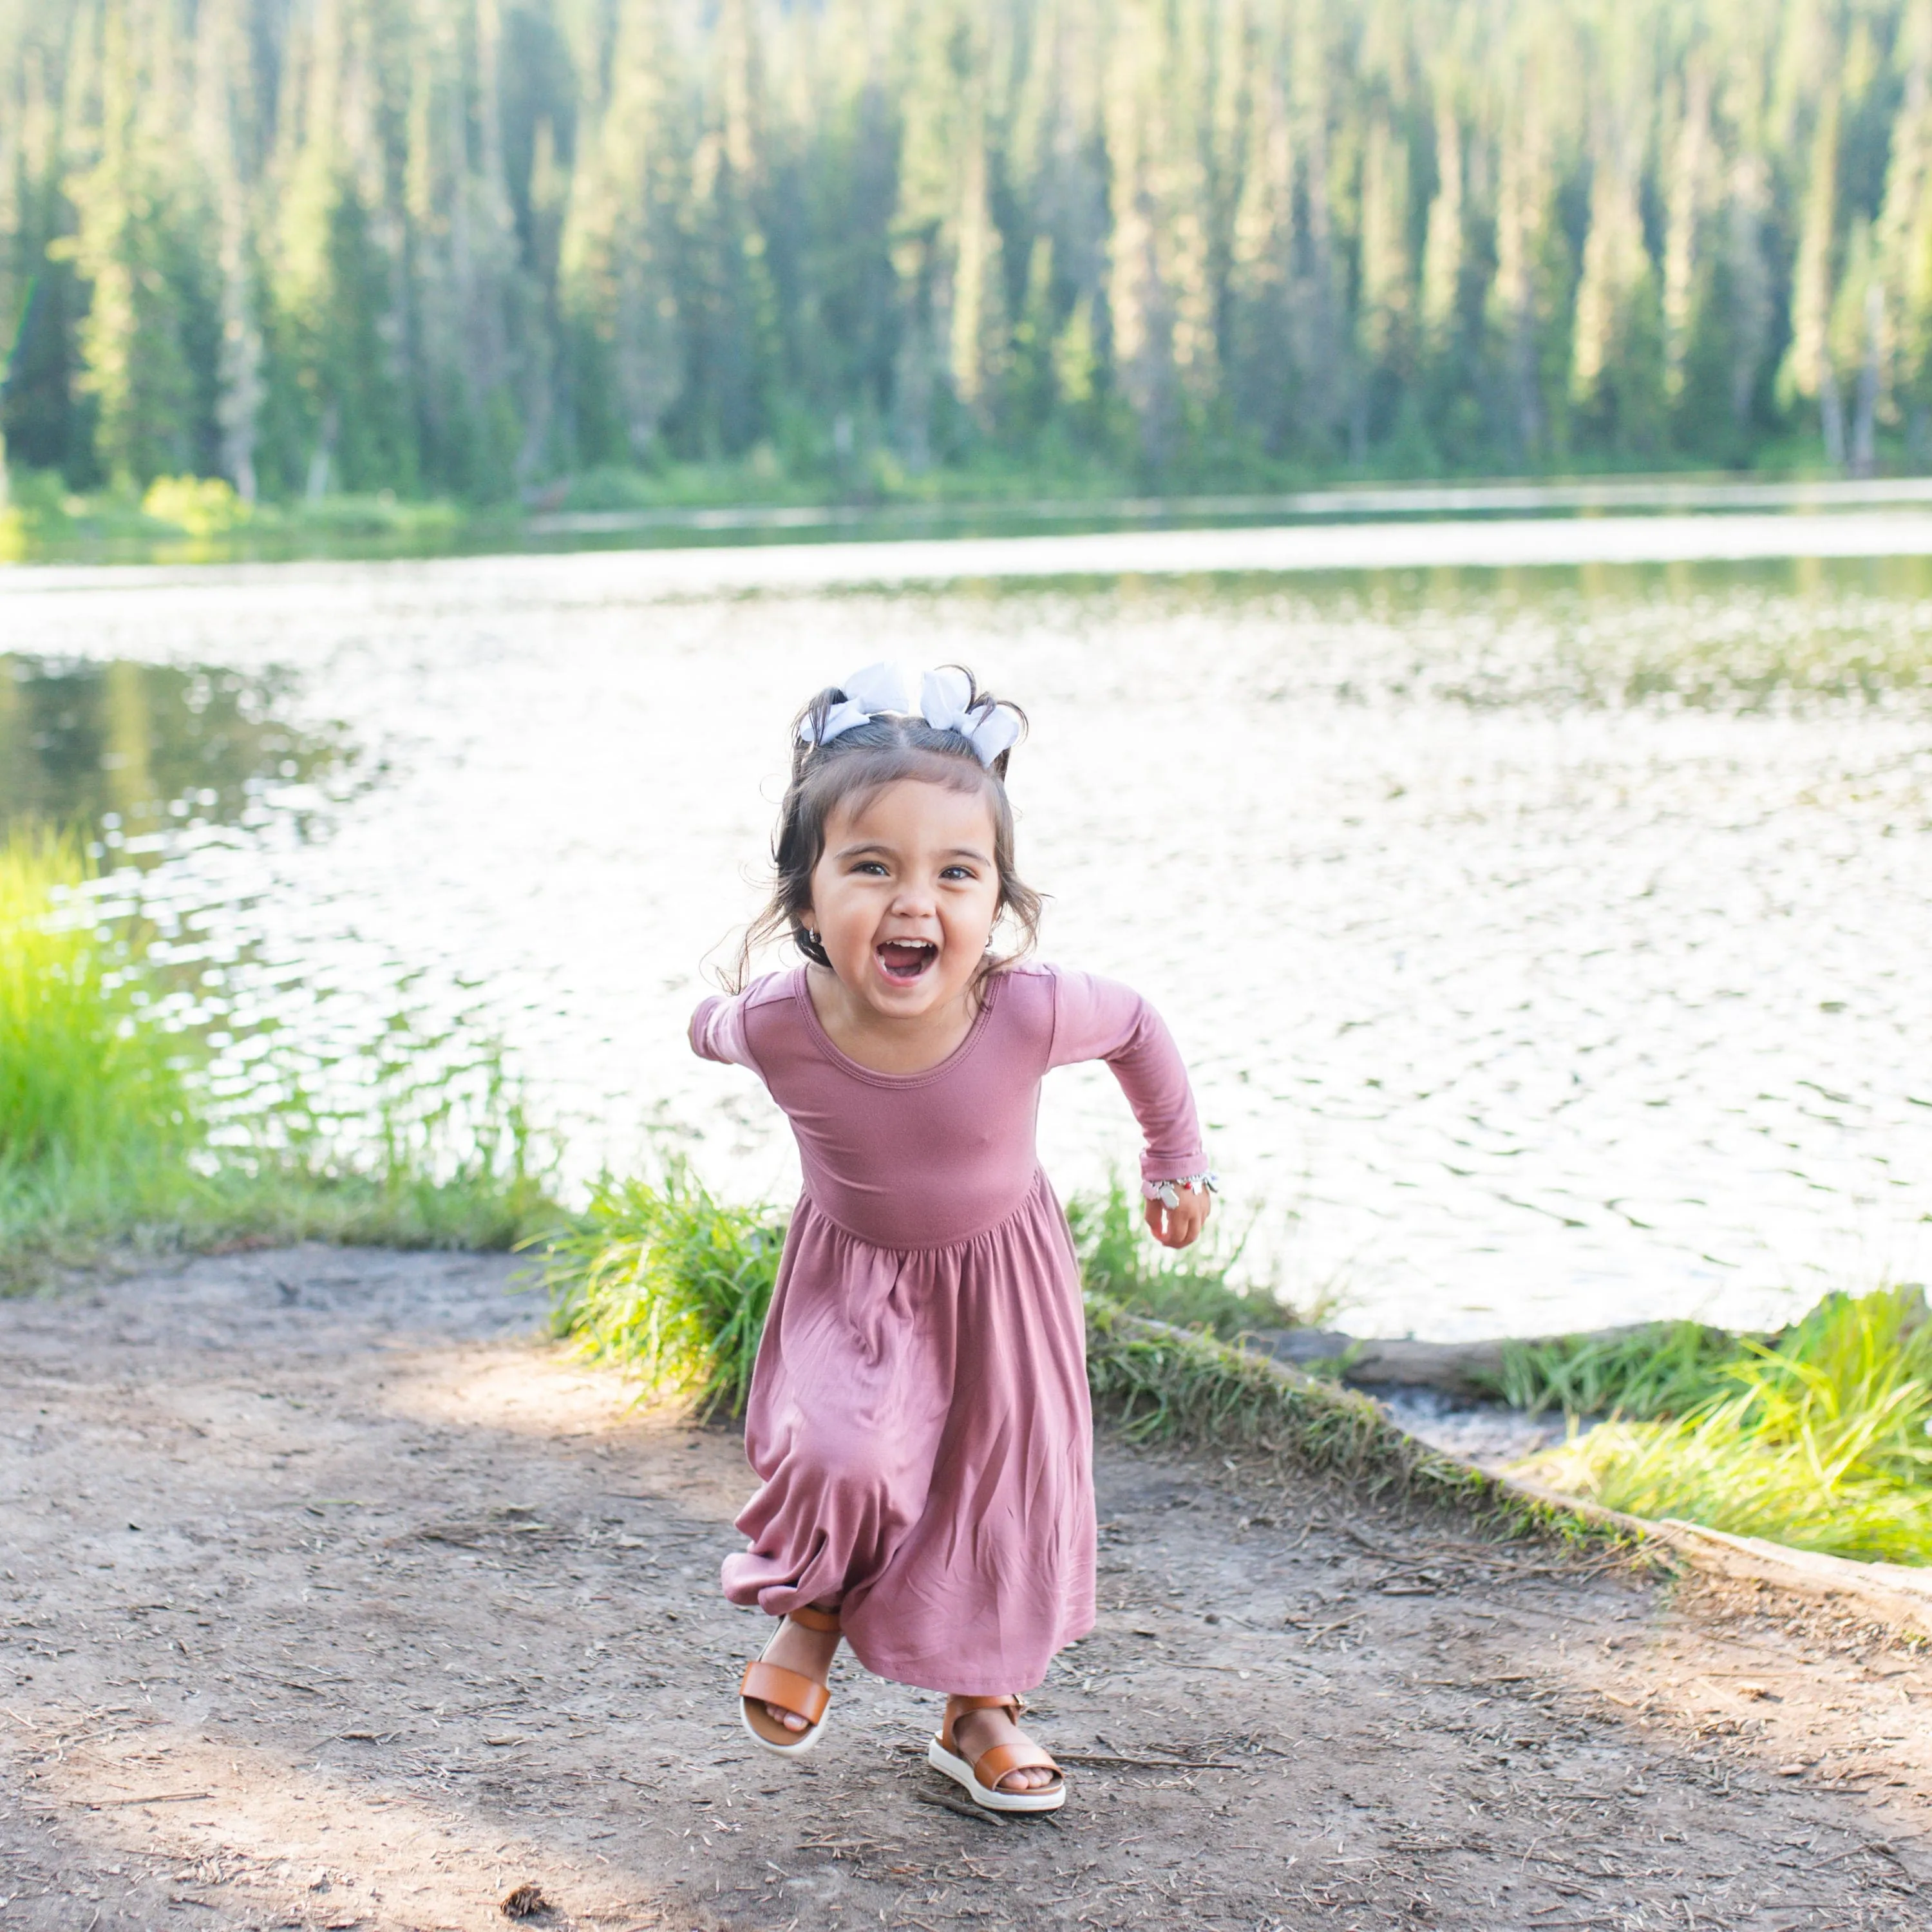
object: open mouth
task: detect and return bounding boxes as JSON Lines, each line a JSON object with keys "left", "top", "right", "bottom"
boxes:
{"left": 875, "top": 938, "right": 939, "bottom": 983}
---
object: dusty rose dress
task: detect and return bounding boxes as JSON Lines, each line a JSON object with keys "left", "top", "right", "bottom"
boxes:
{"left": 689, "top": 961, "right": 1206, "bottom": 1694}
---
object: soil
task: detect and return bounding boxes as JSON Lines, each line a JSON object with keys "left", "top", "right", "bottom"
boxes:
{"left": 2, "top": 1248, "right": 1928, "bottom": 1932}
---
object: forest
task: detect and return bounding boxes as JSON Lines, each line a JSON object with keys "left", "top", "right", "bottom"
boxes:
{"left": 4, "top": 0, "right": 1932, "bottom": 506}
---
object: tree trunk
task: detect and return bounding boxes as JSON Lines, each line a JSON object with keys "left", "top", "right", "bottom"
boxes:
{"left": 1850, "top": 283, "right": 1882, "bottom": 478}
{"left": 1821, "top": 373, "right": 1847, "bottom": 470}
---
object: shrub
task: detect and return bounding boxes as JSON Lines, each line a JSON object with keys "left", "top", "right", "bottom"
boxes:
{"left": 142, "top": 475, "right": 249, "bottom": 535}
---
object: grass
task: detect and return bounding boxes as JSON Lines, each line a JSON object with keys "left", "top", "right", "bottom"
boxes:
{"left": 1516, "top": 1288, "right": 1932, "bottom": 1564}
{"left": 538, "top": 1161, "right": 786, "bottom": 1421}
{"left": 1066, "top": 1179, "right": 1298, "bottom": 1340}
{"left": 1494, "top": 1320, "right": 1748, "bottom": 1418}
{"left": 1, "top": 824, "right": 202, "bottom": 1238}
{"left": 0, "top": 824, "right": 554, "bottom": 1282}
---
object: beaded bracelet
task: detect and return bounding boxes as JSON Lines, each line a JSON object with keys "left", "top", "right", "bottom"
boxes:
{"left": 1141, "top": 1173, "right": 1220, "bottom": 1210}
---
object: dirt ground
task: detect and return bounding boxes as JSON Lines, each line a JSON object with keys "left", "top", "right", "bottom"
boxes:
{"left": 2, "top": 1249, "right": 1928, "bottom": 1932}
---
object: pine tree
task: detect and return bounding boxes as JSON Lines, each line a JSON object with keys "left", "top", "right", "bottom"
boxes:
{"left": 61, "top": 0, "right": 200, "bottom": 488}
{"left": 1785, "top": 82, "right": 1846, "bottom": 464}
{"left": 558, "top": 0, "right": 683, "bottom": 466}
{"left": 1417, "top": 92, "right": 1463, "bottom": 365}
{"left": 1570, "top": 17, "right": 1664, "bottom": 454}
{"left": 14, "top": 0, "right": 1932, "bottom": 499}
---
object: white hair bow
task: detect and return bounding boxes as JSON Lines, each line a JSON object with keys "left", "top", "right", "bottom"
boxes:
{"left": 796, "top": 661, "right": 918, "bottom": 746}
{"left": 918, "top": 666, "right": 1021, "bottom": 765}
{"left": 797, "top": 661, "right": 1021, "bottom": 768}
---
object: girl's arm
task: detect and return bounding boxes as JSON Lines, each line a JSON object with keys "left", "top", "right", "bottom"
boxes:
{"left": 689, "top": 987, "right": 761, "bottom": 1073}
{"left": 1046, "top": 969, "right": 1211, "bottom": 1246}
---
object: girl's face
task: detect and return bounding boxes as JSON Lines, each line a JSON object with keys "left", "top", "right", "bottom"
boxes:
{"left": 803, "top": 778, "right": 1003, "bottom": 1021}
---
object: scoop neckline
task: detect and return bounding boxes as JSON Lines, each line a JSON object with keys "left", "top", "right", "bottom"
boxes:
{"left": 793, "top": 964, "right": 1003, "bottom": 1087}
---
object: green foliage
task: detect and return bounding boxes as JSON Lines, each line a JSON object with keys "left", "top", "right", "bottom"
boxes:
{"left": 1066, "top": 1178, "right": 1290, "bottom": 1340}
{"left": 1495, "top": 1321, "right": 1746, "bottom": 1418}
{"left": 8, "top": 4, "right": 1932, "bottom": 506}
{"left": 142, "top": 475, "right": 249, "bottom": 535}
{"left": 539, "top": 1163, "right": 787, "bottom": 1422}
{"left": 0, "top": 822, "right": 552, "bottom": 1282}
{"left": 0, "top": 824, "right": 196, "bottom": 1195}
{"left": 1518, "top": 1289, "right": 1932, "bottom": 1564}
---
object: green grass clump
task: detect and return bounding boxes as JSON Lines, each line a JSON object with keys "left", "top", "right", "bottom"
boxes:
{"left": 540, "top": 1161, "right": 787, "bottom": 1420}
{"left": 0, "top": 824, "right": 553, "bottom": 1278}
{"left": 1519, "top": 1287, "right": 1932, "bottom": 1564}
{"left": 1495, "top": 1320, "right": 1745, "bottom": 1418}
{"left": 1068, "top": 1179, "right": 1291, "bottom": 1340}
{"left": 0, "top": 826, "right": 200, "bottom": 1229}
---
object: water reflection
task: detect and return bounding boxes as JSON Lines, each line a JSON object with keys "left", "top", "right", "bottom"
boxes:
{"left": 0, "top": 656, "right": 347, "bottom": 849}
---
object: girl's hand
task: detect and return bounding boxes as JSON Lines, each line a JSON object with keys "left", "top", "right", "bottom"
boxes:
{"left": 1143, "top": 1188, "right": 1211, "bottom": 1250}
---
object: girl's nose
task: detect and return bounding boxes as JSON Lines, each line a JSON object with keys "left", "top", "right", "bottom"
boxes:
{"left": 890, "top": 879, "right": 936, "bottom": 915}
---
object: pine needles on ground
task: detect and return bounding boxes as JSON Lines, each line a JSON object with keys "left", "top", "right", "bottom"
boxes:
{"left": 540, "top": 1162, "right": 787, "bottom": 1421}
{"left": 1517, "top": 1288, "right": 1932, "bottom": 1564}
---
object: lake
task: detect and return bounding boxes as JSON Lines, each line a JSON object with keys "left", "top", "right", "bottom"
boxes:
{"left": 5, "top": 513, "right": 1929, "bottom": 1340}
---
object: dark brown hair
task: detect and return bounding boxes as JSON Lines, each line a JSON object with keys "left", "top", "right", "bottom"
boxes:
{"left": 734, "top": 667, "right": 1044, "bottom": 989}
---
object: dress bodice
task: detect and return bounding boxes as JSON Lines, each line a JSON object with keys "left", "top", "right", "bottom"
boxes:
{"left": 690, "top": 963, "right": 1205, "bottom": 1250}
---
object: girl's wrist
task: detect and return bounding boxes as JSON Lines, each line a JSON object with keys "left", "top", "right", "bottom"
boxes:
{"left": 1141, "top": 1172, "right": 1218, "bottom": 1210}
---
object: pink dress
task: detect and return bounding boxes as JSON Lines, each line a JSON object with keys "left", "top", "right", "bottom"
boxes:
{"left": 689, "top": 961, "right": 1206, "bottom": 1694}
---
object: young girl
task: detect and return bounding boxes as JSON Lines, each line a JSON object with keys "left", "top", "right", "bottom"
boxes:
{"left": 689, "top": 662, "right": 1213, "bottom": 1813}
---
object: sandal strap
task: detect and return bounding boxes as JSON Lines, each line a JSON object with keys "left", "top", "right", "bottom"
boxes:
{"left": 940, "top": 1693, "right": 1020, "bottom": 1751}
{"left": 971, "top": 1741, "right": 1063, "bottom": 1792}
{"left": 739, "top": 1660, "right": 831, "bottom": 1726}
{"left": 787, "top": 1605, "right": 841, "bottom": 1635}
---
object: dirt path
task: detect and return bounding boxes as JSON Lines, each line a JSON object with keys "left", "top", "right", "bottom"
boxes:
{"left": 2, "top": 1249, "right": 1927, "bottom": 1932}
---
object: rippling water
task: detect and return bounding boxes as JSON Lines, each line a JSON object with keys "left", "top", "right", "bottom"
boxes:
{"left": 5, "top": 526, "right": 1930, "bottom": 1338}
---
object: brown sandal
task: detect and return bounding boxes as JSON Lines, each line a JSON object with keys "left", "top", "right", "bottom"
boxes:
{"left": 738, "top": 1605, "right": 840, "bottom": 1756}
{"left": 925, "top": 1694, "right": 1066, "bottom": 1812}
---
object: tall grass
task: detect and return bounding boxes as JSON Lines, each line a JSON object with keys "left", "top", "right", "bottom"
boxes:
{"left": 1, "top": 824, "right": 553, "bottom": 1279}
{"left": 0, "top": 826, "right": 199, "bottom": 1228}
{"left": 539, "top": 1160, "right": 786, "bottom": 1419}
{"left": 1519, "top": 1288, "right": 1932, "bottom": 1564}
{"left": 1068, "top": 1178, "right": 1299, "bottom": 1338}
{"left": 1495, "top": 1320, "right": 1745, "bottom": 1418}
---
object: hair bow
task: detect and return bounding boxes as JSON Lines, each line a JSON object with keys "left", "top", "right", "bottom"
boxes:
{"left": 796, "top": 661, "right": 918, "bottom": 746}
{"left": 918, "top": 666, "right": 1021, "bottom": 766}
{"left": 798, "top": 661, "right": 1022, "bottom": 768}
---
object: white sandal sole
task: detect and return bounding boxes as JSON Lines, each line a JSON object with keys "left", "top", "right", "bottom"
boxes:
{"left": 739, "top": 1620, "right": 833, "bottom": 1757}
{"left": 925, "top": 1736, "right": 1066, "bottom": 1812}
{"left": 741, "top": 1698, "right": 828, "bottom": 1757}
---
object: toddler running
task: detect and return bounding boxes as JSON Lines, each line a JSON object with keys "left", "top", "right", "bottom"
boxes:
{"left": 689, "top": 661, "right": 1213, "bottom": 1813}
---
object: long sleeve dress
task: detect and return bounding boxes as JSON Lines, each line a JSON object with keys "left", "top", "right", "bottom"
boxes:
{"left": 689, "top": 960, "right": 1207, "bottom": 1696}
